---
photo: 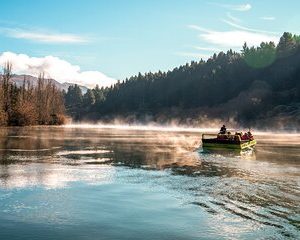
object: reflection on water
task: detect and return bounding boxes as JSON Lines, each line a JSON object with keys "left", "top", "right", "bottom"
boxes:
{"left": 0, "top": 126, "right": 299, "bottom": 239}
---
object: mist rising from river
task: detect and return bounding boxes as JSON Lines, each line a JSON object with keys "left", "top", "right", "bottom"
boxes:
{"left": 0, "top": 126, "right": 299, "bottom": 239}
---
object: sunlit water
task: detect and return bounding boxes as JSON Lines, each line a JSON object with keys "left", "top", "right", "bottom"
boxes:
{"left": 0, "top": 126, "right": 299, "bottom": 239}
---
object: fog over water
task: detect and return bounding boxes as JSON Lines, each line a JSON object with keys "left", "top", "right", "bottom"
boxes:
{"left": 0, "top": 125, "right": 299, "bottom": 239}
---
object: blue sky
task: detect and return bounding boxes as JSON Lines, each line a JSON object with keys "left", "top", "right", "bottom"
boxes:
{"left": 0, "top": 0, "right": 299, "bottom": 87}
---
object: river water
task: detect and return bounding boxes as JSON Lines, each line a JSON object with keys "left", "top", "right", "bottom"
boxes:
{"left": 0, "top": 125, "right": 299, "bottom": 239}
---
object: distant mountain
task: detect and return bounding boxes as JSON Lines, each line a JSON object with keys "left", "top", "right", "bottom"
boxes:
{"left": 9, "top": 74, "right": 88, "bottom": 93}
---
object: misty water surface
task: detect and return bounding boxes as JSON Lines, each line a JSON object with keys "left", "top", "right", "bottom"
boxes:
{"left": 0, "top": 126, "right": 299, "bottom": 239}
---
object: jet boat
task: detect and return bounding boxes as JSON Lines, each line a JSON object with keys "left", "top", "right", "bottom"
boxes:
{"left": 202, "top": 132, "right": 256, "bottom": 150}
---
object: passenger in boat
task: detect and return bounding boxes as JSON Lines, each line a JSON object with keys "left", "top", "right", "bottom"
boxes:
{"left": 234, "top": 132, "right": 242, "bottom": 142}
{"left": 247, "top": 131, "right": 254, "bottom": 140}
{"left": 241, "top": 133, "right": 248, "bottom": 140}
{"left": 241, "top": 131, "right": 253, "bottom": 140}
{"left": 219, "top": 125, "right": 226, "bottom": 134}
{"left": 227, "top": 131, "right": 234, "bottom": 141}
{"left": 237, "top": 132, "right": 243, "bottom": 137}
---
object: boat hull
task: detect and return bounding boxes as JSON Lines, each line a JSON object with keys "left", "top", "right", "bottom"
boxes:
{"left": 202, "top": 139, "right": 256, "bottom": 150}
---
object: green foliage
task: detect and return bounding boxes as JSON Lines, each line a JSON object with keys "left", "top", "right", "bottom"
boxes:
{"left": 277, "top": 32, "right": 299, "bottom": 57}
{"left": 83, "top": 89, "right": 96, "bottom": 106}
{"left": 242, "top": 42, "right": 276, "bottom": 68}
{"left": 64, "top": 84, "right": 83, "bottom": 120}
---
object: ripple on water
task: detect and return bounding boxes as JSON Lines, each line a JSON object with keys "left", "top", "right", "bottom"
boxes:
{"left": 0, "top": 126, "right": 299, "bottom": 239}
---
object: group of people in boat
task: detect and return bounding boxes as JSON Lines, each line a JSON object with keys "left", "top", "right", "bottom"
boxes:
{"left": 217, "top": 125, "right": 254, "bottom": 141}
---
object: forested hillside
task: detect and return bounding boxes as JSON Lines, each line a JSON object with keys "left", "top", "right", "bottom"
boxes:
{"left": 1, "top": 32, "right": 299, "bottom": 129}
{"left": 65, "top": 32, "right": 300, "bottom": 129}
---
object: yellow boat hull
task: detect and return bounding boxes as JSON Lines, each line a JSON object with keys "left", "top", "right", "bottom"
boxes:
{"left": 202, "top": 140, "right": 257, "bottom": 150}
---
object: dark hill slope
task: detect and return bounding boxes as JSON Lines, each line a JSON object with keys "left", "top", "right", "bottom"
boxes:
{"left": 65, "top": 32, "right": 300, "bottom": 130}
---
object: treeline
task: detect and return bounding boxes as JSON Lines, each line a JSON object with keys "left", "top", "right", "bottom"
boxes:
{"left": 64, "top": 32, "right": 300, "bottom": 128}
{"left": 0, "top": 63, "right": 66, "bottom": 126}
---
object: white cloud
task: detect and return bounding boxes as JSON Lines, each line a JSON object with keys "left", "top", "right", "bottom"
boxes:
{"left": 186, "top": 12, "right": 280, "bottom": 59}
{"left": 1, "top": 28, "right": 88, "bottom": 43}
{"left": 188, "top": 20, "right": 279, "bottom": 49}
{"left": 222, "top": 19, "right": 278, "bottom": 34}
{"left": 260, "top": 16, "right": 276, "bottom": 21}
{"left": 198, "top": 30, "right": 278, "bottom": 48}
{"left": 210, "top": 3, "right": 252, "bottom": 11}
{"left": 226, "top": 12, "right": 241, "bottom": 23}
{"left": 0, "top": 52, "right": 117, "bottom": 88}
{"left": 187, "top": 25, "right": 212, "bottom": 33}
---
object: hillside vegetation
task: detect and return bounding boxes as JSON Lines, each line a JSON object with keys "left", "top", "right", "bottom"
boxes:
{"left": 65, "top": 32, "right": 300, "bottom": 129}
{"left": 0, "top": 63, "right": 65, "bottom": 126}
